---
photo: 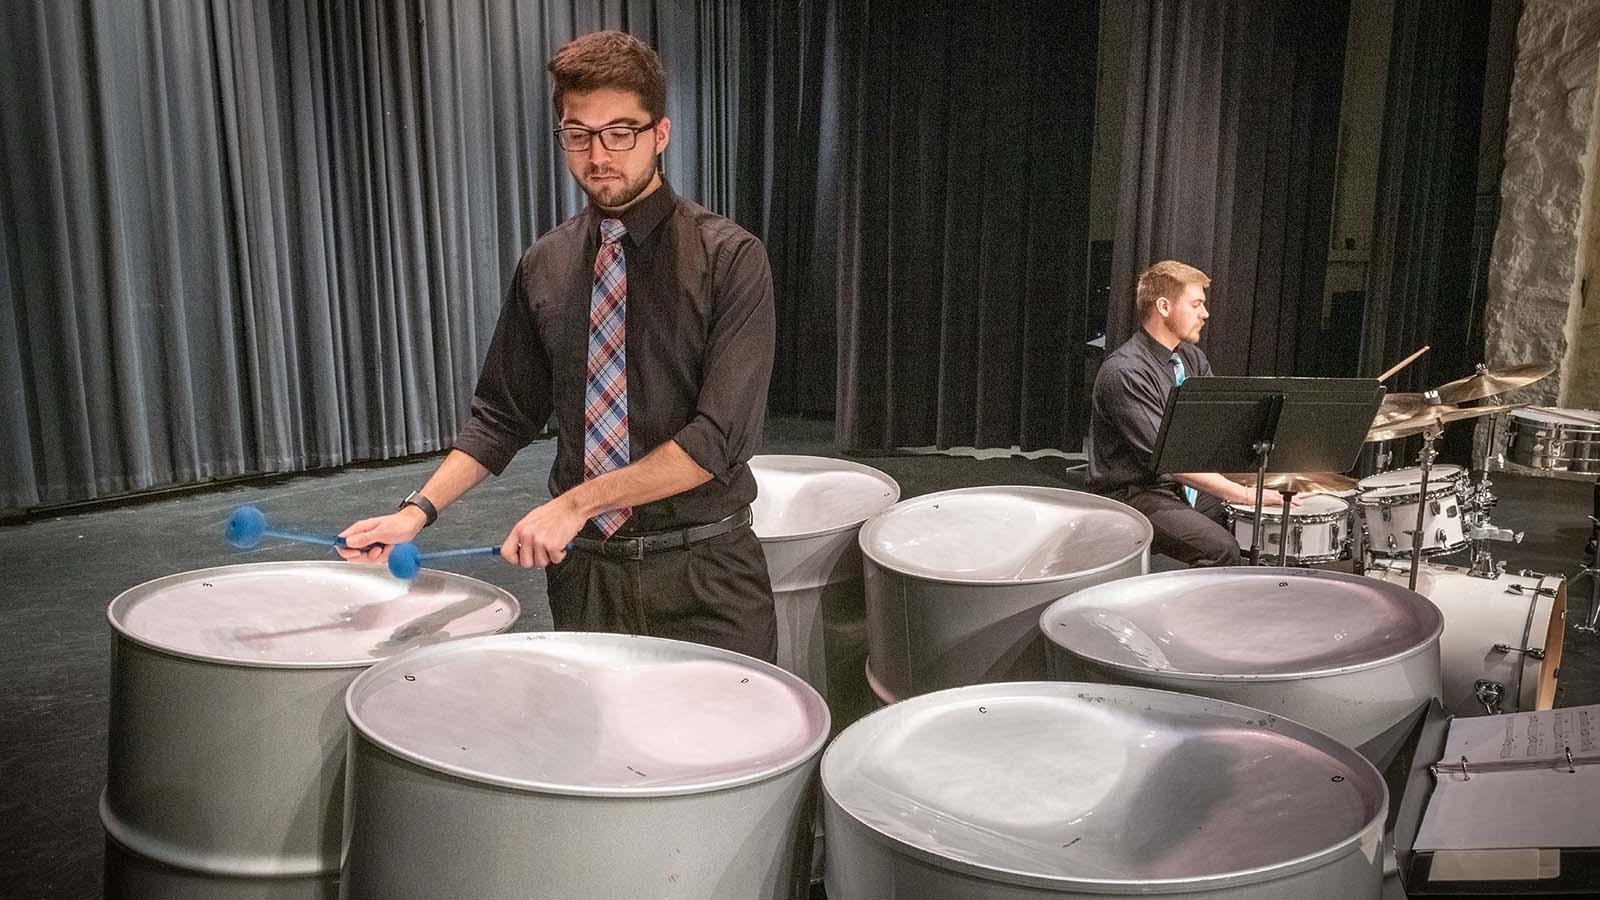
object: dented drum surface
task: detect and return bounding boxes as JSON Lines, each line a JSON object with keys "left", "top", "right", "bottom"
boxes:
{"left": 859, "top": 487, "right": 1150, "bottom": 703}
{"left": 1041, "top": 567, "right": 1442, "bottom": 768}
{"left": 823, "top": 682, "right": 1387, "bottom": 899}
{"left": 750, "top": 454, "right": 899, "bottom": 733}
{"left": 102, "top": 562, "right": 518, "bottom": 891}
{"left": 339, "top": 632, "right": 830, "bottom": 900}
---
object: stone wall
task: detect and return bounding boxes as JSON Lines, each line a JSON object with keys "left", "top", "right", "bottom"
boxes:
{"left": 1483, "top": 0, "right": 1600, "bottom": 409}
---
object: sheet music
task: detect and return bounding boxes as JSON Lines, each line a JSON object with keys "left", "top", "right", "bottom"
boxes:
{"left": 1441, "top": 706, "right": 1600, "bottom": 766}
{"left": 1417, "top": 705, "right": 1600, "bottom": 851}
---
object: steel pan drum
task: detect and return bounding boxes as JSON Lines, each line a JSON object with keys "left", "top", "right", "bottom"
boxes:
{"left": 102, "top": 562, "right": 518, "bottom": 896}
{"left": 750, "top": 454, "right": 899, "bottom": 733}
{"left": 1506, "top": 407, "right": 1600, "bottom": 472}
{"left": 1040, "top": 567, "right": 1442, "bottom": 768}
{"left": 823, "top": 682, "right": 1387, "bottom": 899}
{"left": 860, "top": 486, "right": 1150, "bottom": 703}
{"left": 339, "top": 632, "right": 829, "bottom": 900}
{"left": 1368, "top": 559, "right": 1566, "bottom": 715}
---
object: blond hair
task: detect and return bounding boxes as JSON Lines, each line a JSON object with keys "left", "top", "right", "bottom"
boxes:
{"left": 1135, "top": 260, "right": 1211, "bottom": 319}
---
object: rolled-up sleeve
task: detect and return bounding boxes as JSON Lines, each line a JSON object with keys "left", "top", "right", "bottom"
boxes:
{"left": 453, "top": 256, "right": 553, "bottom": 475}
{"left": 672, "top": 235, "right": 775, "bottom": 482}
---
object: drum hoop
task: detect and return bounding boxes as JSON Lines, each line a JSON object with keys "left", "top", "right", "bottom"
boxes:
{"left": 1356, "top": 484, "right": 1457, "bottom": 508}
{"left": 1231, "top": 509, "right": 1347, "bottom": 525}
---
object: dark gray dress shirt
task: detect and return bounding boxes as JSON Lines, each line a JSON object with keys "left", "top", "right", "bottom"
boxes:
{"left": 454, "top": 180, "right": 775, "bottom": 534}
{"left": 1088, "top": 328, "right": 1213, "bottom": 495}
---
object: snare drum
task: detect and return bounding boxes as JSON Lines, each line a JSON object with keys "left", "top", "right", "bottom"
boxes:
{"left": 1369, "top": 560, "right": 1567, "bottom": 715}
{"left": 1357, "top": 481, "right": 1467, "bottom": 556}
{"left": 1226, "top": 493, "right": 1349, "bottom": 564}
{"left": 1506, "top": 407, "right": 1600, "bottom": 473}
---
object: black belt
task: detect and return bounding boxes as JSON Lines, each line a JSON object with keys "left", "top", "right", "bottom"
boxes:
{"left": 568, "top": 507, "right": 752, "bottom": 560}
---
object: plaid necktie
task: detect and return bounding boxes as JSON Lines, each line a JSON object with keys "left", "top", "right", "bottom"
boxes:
{"left": 1170, "top": 352, "right": 1198, "bottom": 508}
{"left": 585, "top": 218, "right": 631, "bottom": 536}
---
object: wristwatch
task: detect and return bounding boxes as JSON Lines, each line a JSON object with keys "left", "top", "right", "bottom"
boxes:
{"left": 397, "top": 491, "right": 438, "bottom": 528}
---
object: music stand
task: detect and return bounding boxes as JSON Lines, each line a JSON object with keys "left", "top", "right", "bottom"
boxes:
{"left": 1150, "top": 377, "right": 1385, "bottom": 565}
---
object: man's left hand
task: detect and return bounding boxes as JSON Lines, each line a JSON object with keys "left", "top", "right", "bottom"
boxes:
{"left": 503, "top": 496, "right": 589, "bottom": 568}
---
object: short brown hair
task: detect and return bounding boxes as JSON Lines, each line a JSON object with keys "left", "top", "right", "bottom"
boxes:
{"left": 548, "top": 31, "right": 666, "bottom": 121}
{"left": 1135, "top": 260, "right": 1211, "bottom": 319}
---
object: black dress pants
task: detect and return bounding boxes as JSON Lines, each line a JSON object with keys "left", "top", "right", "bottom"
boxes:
{"left": 1123, "top": 484, "right": 1242, "bottom": 568}
{"left": 544, "top": 525, "right": 778, "bottom": 662}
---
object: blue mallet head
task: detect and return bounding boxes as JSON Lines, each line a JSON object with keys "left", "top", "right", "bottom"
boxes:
{"left": 225, "top": 506, "right": 268, "bottom": 549}
{"left": 387, "top": 542, "right": 422, "bottom": 580}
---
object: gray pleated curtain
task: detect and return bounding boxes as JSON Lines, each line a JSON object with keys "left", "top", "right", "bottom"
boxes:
{"left": 0, "top": 0, "right": 739, "bottom": 514}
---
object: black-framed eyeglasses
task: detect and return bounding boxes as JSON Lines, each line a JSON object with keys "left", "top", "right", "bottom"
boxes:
{"left": 553, "top": 121, "right": 656, "bottom": 152}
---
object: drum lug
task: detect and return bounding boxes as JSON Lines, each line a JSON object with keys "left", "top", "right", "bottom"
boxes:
{"left": 1292, "top": 525, "right": 1303, "bottom": 556}
{"left": 1430, "top": 499, "right": 1441, "bottom": 516}
{"left": 1505, "top": 582, "right": 1557, "bottom": 598}
{"left": 1436, "top": 528, "right": 1449, "bottom": 547}
{"left": 1386, "top": 533, "right": 1397, "bottom": 550}
{"left": 1381, "top": 507, "right": 1392, "bottom": 523}
{"left": 1473, "top": 679, "right": 1505, "bottom": 715}
{"left": 1490, "top": 642, "right": 1546, "bottom": 660}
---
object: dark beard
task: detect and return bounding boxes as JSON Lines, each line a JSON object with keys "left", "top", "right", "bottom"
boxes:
{"left": 584, "top": 162, "right": 657, "bottom": 211}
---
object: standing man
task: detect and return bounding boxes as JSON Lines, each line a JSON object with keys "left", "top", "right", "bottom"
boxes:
{"left": 1088, "top": 260, "right": 1257, "bottom": 567}
{"left": 338, "top": 31, "right": 777, "bottom": 661}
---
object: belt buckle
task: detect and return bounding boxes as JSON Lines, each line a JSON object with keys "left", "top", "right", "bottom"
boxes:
{"left": 602, "top": 535, "right": 645, "bottom": 561}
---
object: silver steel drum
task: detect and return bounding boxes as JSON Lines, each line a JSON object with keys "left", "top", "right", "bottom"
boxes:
{"left": 1040, "top": 567, "right": 1442, "bottom": 768}
{"left": 823, "top": 682, "right": 1387, "bottom": 899}
{"left": 339, "top": 632, "right": 830, "bottom": 900}
{"left": 1506, "top": 407, "right": 1600, "bottom": 472}
{"left": 1367, "top": 559, "right": 1566, "bottom": 715}
{"left": 102, "top": 561, "right": 518, "bottom": 897}
{"left": 860, "top": 486, "right": 1150, "bottom": 703}
{"left": 750, "top": 454, "right": 900, "bottom": 733}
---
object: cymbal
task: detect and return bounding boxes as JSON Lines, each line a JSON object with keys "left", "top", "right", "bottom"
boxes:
{"left": 1434, "top": 363, "right": 1554, "bottom": 404}
{"left": 1365, "top": 402, "right": 1521, "bottom": 443}
{"left": 1225, "top": 471, "right": 1359, "bottom": 494}
{"left": 1373, "top": 392, "right": 1431, "bottom": 427}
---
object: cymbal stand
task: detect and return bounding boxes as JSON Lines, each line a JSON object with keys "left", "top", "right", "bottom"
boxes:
{"left": 1406, "top": 425, "right": 1443, "bottom": 591}
{"left": 1580, "top": 484, "right": 1600, "bottom": 633}
{"left": 1275, "top": 489, "right": 1299, "bottom": 567}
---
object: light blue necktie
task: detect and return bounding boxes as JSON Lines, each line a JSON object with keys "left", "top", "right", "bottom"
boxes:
{"left": 1170, "top": 353, "right": 1198, "bottom": 507}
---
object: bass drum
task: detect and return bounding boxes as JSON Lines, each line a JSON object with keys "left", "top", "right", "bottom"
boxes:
{"left": 1368, "top": 560, "right": 1566, "bottom": 715}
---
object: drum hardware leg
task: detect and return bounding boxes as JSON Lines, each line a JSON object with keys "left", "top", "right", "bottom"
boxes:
{"left": 1276, "top": 489, "right": 1297, "bottom": 567}
{"left": 1490, "top": 642, "right": 1546, "bottom": 660}
{"left": 1409, "top": 426, "right": 1442, "bottom": 591}
{"left": 1248, "top": 437, "right": 1275, "bottom": 566}
{"left": 1473, "top": 679, "right": 1505, "bottom": 715}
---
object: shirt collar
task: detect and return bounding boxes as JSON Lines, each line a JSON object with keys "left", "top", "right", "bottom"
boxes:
{"left": 1134, "top": 327, "right": 1181, "bottom": 365}
{"left": 592, "top": 176, "right": 675, "bottom": 246}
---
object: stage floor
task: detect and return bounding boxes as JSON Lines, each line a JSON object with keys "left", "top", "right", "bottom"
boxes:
{"left": 3, "top": 415, "right": 1595, "bottom": 899}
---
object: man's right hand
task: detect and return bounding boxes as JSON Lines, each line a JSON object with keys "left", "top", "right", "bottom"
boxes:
{"left": 337, "top": 507, "right": 428, "bottom": 563}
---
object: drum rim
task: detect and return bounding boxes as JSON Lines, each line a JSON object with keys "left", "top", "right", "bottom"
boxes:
{"left": 1225, "top": 495, "right": 1348, "bottom": 525}
{"left": 821, "top": 681, "right": 1388, "bottom": 891}
{"left": 858, "top": 485, "right": 1153, "bottom": 586}
{"left": 749, "top": 453, "right": 902, "bottom": 542}
{"left": 1039, "top": 567, "right": 1444, "bottom": 682}
{"left": 1357, "top": 464, "right": 1464, "bottom": 491}
{"left": 1356, "top": 481, "right": 1459, "bottom": 506}
{"left": 104, "top": 561, "right": 521, "bottom": 670}
{"left": 345, "top": 631, "right": 832, "bottom": 798}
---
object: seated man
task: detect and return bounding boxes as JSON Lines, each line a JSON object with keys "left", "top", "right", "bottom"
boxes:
{"left": 1088, "top": 260, "right": 1258, "bottom": 567}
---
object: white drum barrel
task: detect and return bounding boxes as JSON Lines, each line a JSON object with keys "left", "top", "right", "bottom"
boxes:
{"left": 1368, "top": 559, "right": 1566, "bottom": 715}
{"left": 1226, "top": 493, "right": 1349, "bottom": 564}
{"left": 1040, "top": 567, "right": 1442, "bottom": 768}
{"left": 750, "top": 455, "right": 899, "bottom": 733}
{"left": 859, "top": 487, "right": 1150, "bottom": 704}
{"left": 102, "top": 562, "right": 518, "bottom": 897}
{"left": 1356, "top": 481, "right": 1467, "bottom": 556}
{"left": 823, "top": 682, "right": 1387, "bottom": 899}
{"left": 339, "top": 632, "right": 830, "bottom": 900}
{"left": 1506, "top": 407, "right": 1600, "bottom": 473}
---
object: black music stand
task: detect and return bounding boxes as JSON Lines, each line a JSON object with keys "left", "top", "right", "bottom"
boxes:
{"left": 1150, "top": 376, "right": 1384, "bottom": 565}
